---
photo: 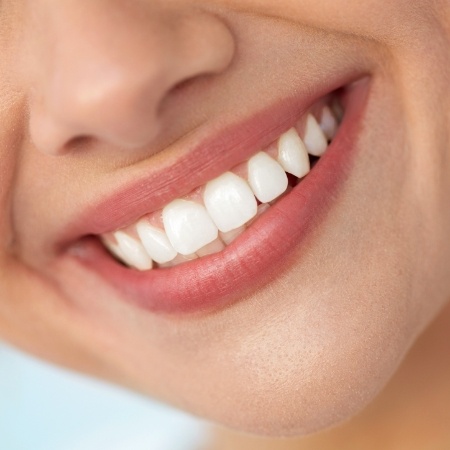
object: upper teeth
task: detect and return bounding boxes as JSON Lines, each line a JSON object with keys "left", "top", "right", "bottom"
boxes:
{"left": 303, "top": 114, "right": 328, "bottom": 157}
{"left": 277, "top": 128, "right": 311, "bottom": 178}
{"left": 163, "top": 199, "right": 219, "bottom": 256}
{"left": 101, "top": 104, "right": 342, "bottom": 271}
{"left": 135, "top": 221, "right": 178, "bottom": 264}
{"left": 203, "top": 171, "right": 258, "bottom": 233}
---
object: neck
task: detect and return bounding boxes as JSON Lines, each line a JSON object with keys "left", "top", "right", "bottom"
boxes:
{"left": 207, "top": 299, "right": 450, "bottom": 450}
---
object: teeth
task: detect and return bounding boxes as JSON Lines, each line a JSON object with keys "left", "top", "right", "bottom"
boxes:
{"left": 159, "top": 253, "right": 197, "bottom": 268}
{"left": 247, "top": 152, "right": 288, "bottom": 203}
{"left": 113, "top": 231, "right": 153, "bottom": 270}
{"left": 135, "top": 221, "right": 177, "bottom": 264}
{"left": 102, "top": 238, "right": 126, "bottom": 262}
{"left": 102, "top": 98, "right": 343, "bottom": 269}
{"left": 320, "top": 106, "right": 338, "bottom": 140}
{"left": 203, "top": 172, "right": 257, "bottom": 233}
{"left": 303, "top": 113, "right": 328, "bottom": 157}
{"left": 219, "top": 225, "right": 246, "bottom": 245}
{"left": 162, "top": 199, "right": 219, "bottom": 255}
{"left": 277, "top": 128, "right": 310, "bottom": 178}
{"left": 247, "top": 202, "right": 271, "bottom": 224}
{"left": 196, "top": 238, "right": 225, "bottom": 257}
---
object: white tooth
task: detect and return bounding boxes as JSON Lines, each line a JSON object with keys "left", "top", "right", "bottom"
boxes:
{"left": 219, "top": 225, "right": 246, "bottom": 245}
{"left": 159, "top": 253, "right": 197, "bottom": 268}
{"left": 256, "top": 202, "right": 271, "bottom": 215}
{"left": 320, "top": 106, "right": 338, "bottom": 140}
{"left": 196, "top": 238, "right": 225, "bottom": 257}
{"left": 247, "top": 203, "right": 271, "bottom": 225}
{"left": 247, "top": 152, "right": 288, "bottom": 203}
{"left": 277, "top": 128, "right": 310, "bottom": 178}
{"left": 135, "top": 221, "right": 177, "bottom": 264}
{"left": 304, "top": 113, "right": 328, "bottom": 157}
{"left": 203, "top": 172, "right": 257, "bottom": 233}
{"left": 113, "top": 231, "right": 153, "bottom": 271}
{"left": 102, "top": 237, "right": 126, "bottom": 262}
{"left": 162, "top": 199, "right": 218, "bottom": 255}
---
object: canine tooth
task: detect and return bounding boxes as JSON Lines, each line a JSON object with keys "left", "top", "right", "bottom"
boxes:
{"left": 277, "top": 128, "right": 310, "bottom": 178}
{"left": 135, "top": 221, "right": 177, "bottom": 264}
{"left": 203, "top": 172, "right": 257, "bottom": 233}
{"left": 304, "top": 114, "right": 328, "bottom": 156}
{"left": 162, "top": 199, "right": 218, "bottom": 255}
{"left": 247, "top": 152, "right": 288, "bottom": 203}
{"left": 219, "top": 226, "right": 246, "bottom": 245}
{"left": 196, "top": 238, "right": 225, "bottom": 257}
{"left": 113, "top": 231, "right": 153, "bottom": 271}
{"left": 320, "top": 106, "right": 338, "bottom": 140}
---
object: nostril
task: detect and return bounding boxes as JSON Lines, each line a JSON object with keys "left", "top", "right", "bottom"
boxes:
{"left": 171, "top": 75, "right": 206, "bottom": 93}
{"left": 67, "top": 135, "right": 91, "bottom": 152}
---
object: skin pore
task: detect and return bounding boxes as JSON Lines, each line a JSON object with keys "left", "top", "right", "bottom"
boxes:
{"left": 0, "top": 0, "right": 449, "bottom": 449}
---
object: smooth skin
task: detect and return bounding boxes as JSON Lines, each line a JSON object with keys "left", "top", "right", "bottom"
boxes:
{"left": 0, "top": 1, "right": 449, "bottom": 449}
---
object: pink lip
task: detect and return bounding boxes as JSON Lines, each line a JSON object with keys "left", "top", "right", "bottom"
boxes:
{"left": 67, "top": 76, "right": 370, "bottom": 315}
{"left": 60, "top": 71, "right": 364, "bottom": 240}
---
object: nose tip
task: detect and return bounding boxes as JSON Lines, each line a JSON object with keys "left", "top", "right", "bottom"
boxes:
{"left": 27, "top": 3, "right": 235, "bottom": 154}
{"left": 30, "top": 65, "right": 170, "bottom": 152}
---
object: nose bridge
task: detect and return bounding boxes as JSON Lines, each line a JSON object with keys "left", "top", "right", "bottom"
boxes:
{"left": 27, "top": 1, "right": 235, "bottom": 153}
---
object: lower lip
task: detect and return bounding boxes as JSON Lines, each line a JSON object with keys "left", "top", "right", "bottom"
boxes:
{"left": 75, "top": 79, "right": 370, "bottom": 315}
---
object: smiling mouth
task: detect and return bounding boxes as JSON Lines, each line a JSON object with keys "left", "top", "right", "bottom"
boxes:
{"left": 70, "top": 77, "right": 370, "bottom": 314}
{"left": 100, "top": 95, "right": 343, "bottom": 271}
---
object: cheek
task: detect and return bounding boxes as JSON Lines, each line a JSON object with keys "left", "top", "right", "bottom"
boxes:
{"left": 0, "top": 109, "right": 20, "bottom": 245}
{"left": 222, "top": 0, "right": 431, "bottom": 47}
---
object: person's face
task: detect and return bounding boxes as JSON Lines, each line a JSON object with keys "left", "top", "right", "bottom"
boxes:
{"left": 1, "top": 0, "right": 449, "bottom": 436}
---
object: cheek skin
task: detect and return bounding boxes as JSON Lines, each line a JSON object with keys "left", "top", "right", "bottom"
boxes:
{"left": 213, "top": 0, "right": 443, "bottom": 46}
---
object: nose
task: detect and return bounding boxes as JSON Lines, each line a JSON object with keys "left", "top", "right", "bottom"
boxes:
{"left": 25, "top": 1, "right": 235, "bottom": 154}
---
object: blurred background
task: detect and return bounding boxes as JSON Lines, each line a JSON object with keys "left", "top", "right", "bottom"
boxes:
{"left": 0, "top": 342, "right": 209, "bottom": 450}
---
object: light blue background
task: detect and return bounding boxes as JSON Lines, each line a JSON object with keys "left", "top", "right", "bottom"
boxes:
{"left": 0, "top": 343, "right": 208, "bottom": 450}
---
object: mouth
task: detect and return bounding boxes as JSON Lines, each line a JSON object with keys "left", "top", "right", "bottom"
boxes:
{"left": 66, "top": 76, "right": 370, "bottom": 314}
{"left": 101, "top": 95, "right": 343, "bottom": 270}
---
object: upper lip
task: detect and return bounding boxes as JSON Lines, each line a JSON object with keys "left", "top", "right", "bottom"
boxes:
{"left": 58, "top": 70, "right": 364, "bottom": 251}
